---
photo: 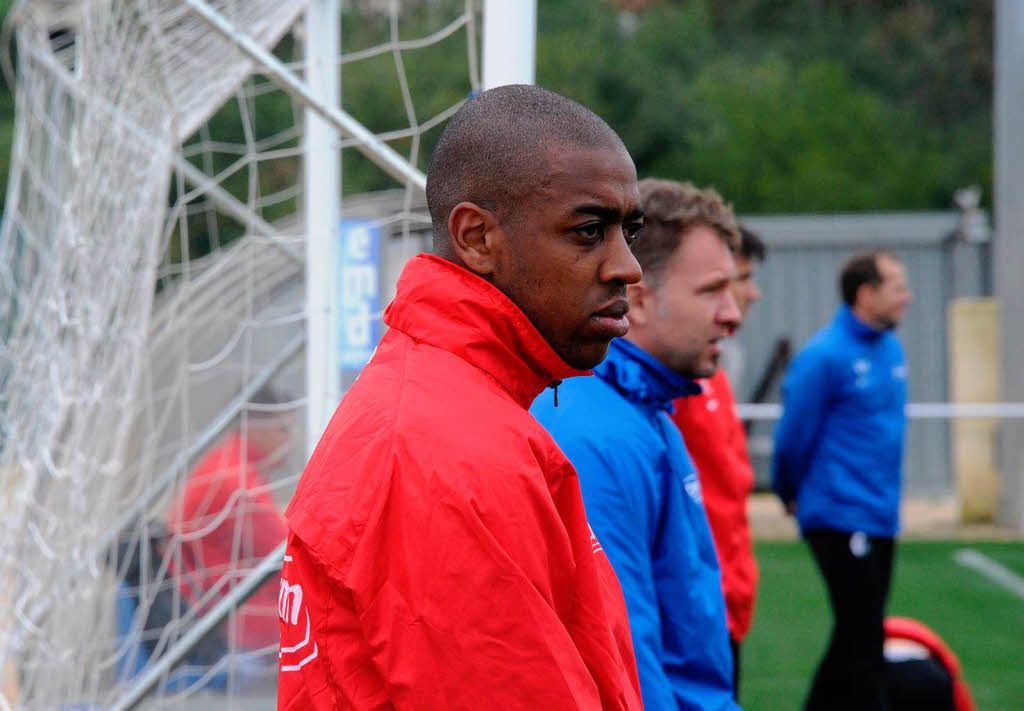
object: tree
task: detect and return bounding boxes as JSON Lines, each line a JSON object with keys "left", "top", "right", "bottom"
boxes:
{"left": 0, "top": 0, "right": 995, "bottom": 215}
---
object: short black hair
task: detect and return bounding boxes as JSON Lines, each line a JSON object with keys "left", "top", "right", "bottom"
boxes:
{"left": 840, "top": 250, "right": 899, "bottom": 306}
{"left": 738, "top": 225, "right": 766, "bottom": 261}
{"left": 425, "top": 84, "right": 626, "bottom": 253}
{"left": 250, "top": 384, "right": 286, "bottom": 406}
{"left": 247, "top": 384, "right": 291, "bottom": 422}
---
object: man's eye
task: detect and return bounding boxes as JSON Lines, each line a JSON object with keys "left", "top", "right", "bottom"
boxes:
{"left": 575, "top": 223, "right": 603, "bottom": 242}
{"left": 624, "top": 222, "right": 643, "bottom": 244}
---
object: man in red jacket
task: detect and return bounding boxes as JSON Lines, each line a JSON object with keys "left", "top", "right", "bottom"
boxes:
{"left": 168, "top": 385, "right": 293, "bottom": 654}
{"left": 278, "top": 85, "right": 647, "bottom": 710}
{"left": 671, "top": 225, "right": 766, "bottom": 699}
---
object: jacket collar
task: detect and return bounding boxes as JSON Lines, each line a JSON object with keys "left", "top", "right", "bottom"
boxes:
{"left": 383, "top": 254, "right": 590, "bottom": 409}
{"left": 836, "top": 304, "right": 885, "bottom": 342}
{"left": 594, "top": 338, "right": 701, "bottom": 412}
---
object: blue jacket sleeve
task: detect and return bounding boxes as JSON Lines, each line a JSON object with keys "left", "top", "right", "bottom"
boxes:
{"left": 772, "top": 345, "right": 832, "bottom": 504}
{"left": 555, "top": 433, "right": 680, "bottom": 711}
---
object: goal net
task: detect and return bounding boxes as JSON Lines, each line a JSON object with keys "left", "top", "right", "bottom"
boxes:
{"left": 0, "top": 1, "right": 479, "bottom": 708}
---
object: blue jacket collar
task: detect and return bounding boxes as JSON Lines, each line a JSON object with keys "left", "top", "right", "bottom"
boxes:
{"left": 595, "top": 338, "right": 701, "bottom": 412}
{"left": 836, "top": 304, "right": 885, "bottom": 342}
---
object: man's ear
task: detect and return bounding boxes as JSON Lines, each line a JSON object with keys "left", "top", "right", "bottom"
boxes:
{"left": 626, "top": 281, "right": 654, "bottom": 327}
{"left": 854, "top": 283, "right": 875, "bottom": 312}
{"left": 448, "top": 202, "right": 502, "bottom": 276}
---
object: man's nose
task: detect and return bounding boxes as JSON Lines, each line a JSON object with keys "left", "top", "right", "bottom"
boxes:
{"left": 749, "top": 282, "right": 762, "bottom": 304}
{"left": 719, "top": 289, "right": 741, "bottom": 328}
{"left": 602, "top": 228, "right": 643, "bottom": 285}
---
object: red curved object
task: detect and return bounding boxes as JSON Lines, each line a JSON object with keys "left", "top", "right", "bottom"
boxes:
{"left": 885, "top": 616, "right": 977, "bottom": 711}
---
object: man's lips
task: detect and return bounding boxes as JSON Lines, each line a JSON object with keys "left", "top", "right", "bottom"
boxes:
{"left": 589, "top": 299, "right": 630, "bottom": 338}
{"left": 707, "top": 334, "right": 730, "bottom": 357}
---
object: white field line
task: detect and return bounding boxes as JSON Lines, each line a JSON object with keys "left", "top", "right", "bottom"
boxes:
{"left": 953, "top": 548, "right": 1024, "bottom": 601}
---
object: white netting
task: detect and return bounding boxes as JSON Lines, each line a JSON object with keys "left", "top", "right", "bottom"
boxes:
{"left": 0, "top": 1, "right": 479, "bottom": 708}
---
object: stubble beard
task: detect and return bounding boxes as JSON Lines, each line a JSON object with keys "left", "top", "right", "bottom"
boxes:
{"left": 668, "top": 346, "right": 716, "bottom": 381}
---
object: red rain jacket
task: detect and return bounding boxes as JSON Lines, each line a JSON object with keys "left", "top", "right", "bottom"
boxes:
{"left": 167, "top": 432, "right": 287, "bottom": 650}
{"left": 278, "top": 254, "right": 644, "bottom": 711}
{"left": 671, "top": 369, "right": 759, "bottom": 641}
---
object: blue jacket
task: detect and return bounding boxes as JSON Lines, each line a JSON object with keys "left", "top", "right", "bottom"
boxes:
{"left": 772, "top": 305, "right": 908, "bottom": 537}
{"left": 532, "top": 338, "right": 739, "bottom": 711}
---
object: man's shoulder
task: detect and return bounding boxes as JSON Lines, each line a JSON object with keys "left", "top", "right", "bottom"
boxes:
{"left": 542, "top": 371, "right": 647, "bottom": 417}
{"left": 533, "top": 375, "right": 665, "bottom": 485}
{"left": 795, "top": 325, "right": 904, "bottom": 377}
{"left": 792, "top": 324, "right": 847, "bottom": 372}
{"left": 296, "top": 393, "right": 548, "bottom": 493}
{"left": 335, "top": 327, "right": 538, "bottom": 434}
{"left": 804, "top": 320, "right": 841, "bottom": 351}
{"left": 289, "top": 357, "right": 568, "bottom": 558}
{"left": 534, "top": 375, "right": 653, "bottom": 446}
{"left": 190, "top": 433, "right": 243, "bottom": 474}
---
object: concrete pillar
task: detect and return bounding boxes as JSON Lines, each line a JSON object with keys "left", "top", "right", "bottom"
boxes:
{"left": 949, "top": 298, "right": 1000, "bottom": 522}
{"left": 995, "top": 0, "right": 1024, "bottom": 530}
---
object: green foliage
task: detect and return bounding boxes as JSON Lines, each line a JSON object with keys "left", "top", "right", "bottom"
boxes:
{"left": 0, "top": 0, "right": 995, "bottom": 216}
{"left": 0, "top": 0, "right": 15, "bottom": 210}
{"left": 337, "top": 2, "right": 476, "bottom": 194}
{"left": 539, "top": 0, "right": 992, "bottom": 213}
{"left": 0, "top": 88, "right": 12, "bottom": 211}
{"left": 679, "top": 55, "right": 953, "bottom": 211}
{"left": 169, "top": 36, "right": 303, "bottom": 262}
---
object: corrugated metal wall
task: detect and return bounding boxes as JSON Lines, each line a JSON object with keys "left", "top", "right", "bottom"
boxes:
{"left": 734, "top": 212, "right": 991, "bottom": 496}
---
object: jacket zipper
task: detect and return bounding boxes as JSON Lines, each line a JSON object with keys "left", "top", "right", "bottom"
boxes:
{"left": 551, "top": 379, "right": 562, "bottom": 407}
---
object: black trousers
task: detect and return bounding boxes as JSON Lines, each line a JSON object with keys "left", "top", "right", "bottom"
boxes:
{"left": 730, "top": 637, "right": 741, "bottom": 701}
{"left": 804, "top": 529, "right": 895, "bottom": 711}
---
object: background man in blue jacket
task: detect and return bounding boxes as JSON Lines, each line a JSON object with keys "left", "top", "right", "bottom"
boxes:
{"left": 772, "top": 251, "right": 913, "bottom": 711}
{"left": 533, "top": 178, "right": 742, "bottom": 711}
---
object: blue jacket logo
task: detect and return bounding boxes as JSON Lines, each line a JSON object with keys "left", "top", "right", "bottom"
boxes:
{"left": 684, "top": 472, "right": 703, "bottom": 504}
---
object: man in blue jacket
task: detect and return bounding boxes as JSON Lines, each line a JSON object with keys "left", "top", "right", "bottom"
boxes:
{"left": 533, "top": 178, "right": 742, "bottom": 711}
{"left": 772, "top": 251, "right": 913, "bottom": 711}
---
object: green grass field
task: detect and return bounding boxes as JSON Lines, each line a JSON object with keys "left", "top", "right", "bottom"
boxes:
{"left": 742, "top": 541, "right": 1024, "bottom": 711}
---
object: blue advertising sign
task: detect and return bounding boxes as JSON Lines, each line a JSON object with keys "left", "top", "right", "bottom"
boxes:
{"left": 338, "top": 219, "right": 380, "bottom": 371}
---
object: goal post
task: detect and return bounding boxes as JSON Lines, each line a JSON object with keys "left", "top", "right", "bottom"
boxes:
{"left": 0, "top": 1, "right": 501, "bottom": 708}
{"left": 303, "top": 0, "right": 342, "bottom": 459}
{"left": 482, "top": 0, "right": 536, "bottom": 89}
